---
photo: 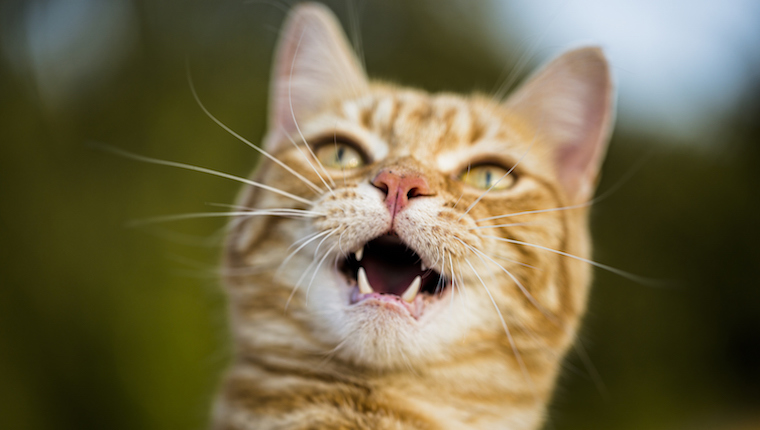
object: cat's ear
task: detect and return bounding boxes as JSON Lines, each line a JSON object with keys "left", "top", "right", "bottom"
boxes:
{"left": 265, "top": 3, "right": 368, "bottom": 151}
{"left": 504, "top": 47, "right": 615, "bottom": 204}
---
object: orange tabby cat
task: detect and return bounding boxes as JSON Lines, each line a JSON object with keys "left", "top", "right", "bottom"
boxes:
{"left": 213, "top": 3, "right": 613, "bottom": 429}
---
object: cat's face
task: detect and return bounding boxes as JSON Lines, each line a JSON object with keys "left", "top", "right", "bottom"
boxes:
{"left": 224, "top": 4, "right": 613, "bottom": 377}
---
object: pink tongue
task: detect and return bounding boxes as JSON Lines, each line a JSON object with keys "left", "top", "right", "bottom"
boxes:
{"left": 362, "top": 257, "right": 421, "bottom": 296}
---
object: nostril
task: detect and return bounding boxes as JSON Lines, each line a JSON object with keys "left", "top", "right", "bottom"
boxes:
{"left": 407, "top": 187, "right": 421, "bottom": 199}
{"left": 374, "top": 181, "right": 389, "bottom": 195}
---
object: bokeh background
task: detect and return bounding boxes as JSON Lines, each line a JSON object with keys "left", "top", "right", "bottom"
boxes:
{"left": 2, "top": 0, "right": 760, "bottom": 429}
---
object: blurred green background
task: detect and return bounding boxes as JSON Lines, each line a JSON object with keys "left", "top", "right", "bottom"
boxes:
{"left": 1, "top": 0, "right": 759, "bottom": 429}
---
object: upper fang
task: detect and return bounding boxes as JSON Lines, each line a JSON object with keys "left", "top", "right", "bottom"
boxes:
{"left": 355, "top": 247, "right": 364, "bottom": 262}
{"left": 357, "top": 267, "right": 373, "bottom": 294}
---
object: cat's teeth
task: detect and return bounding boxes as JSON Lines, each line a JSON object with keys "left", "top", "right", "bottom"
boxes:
{"left": 402, "top": 276, "right": 422, "bottom": 303}
{"left": 354, "top": 247, "right": 364, "bottom": 262}
{"left": 357, "top": 267, "right": 373, "bottom": 294}
{"left": 421, "top": 262, "right": 427, "bottom": 272}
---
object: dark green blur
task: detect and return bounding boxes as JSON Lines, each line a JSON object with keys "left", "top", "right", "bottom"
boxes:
{"left": 1, "top": 1, "right": 758, "bottom": 429}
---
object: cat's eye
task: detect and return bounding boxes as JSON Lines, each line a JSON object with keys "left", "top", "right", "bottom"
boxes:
{"left": 459, "top": 164, "right": 516, "bottom": 191}
{"left": 314, "top": 140, "right": 366, "bottom": 170}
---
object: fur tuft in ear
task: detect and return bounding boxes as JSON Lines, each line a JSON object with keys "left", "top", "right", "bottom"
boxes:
{"left": 505, "top": 47, "right": 615, "bottom": 204}
{"left": 265, "top": 3, "right": 368, "bottom": 152}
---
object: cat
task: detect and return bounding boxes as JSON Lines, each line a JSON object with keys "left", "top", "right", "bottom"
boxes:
{"left": 212, "top": 3, "right": 614, "bottom": 429}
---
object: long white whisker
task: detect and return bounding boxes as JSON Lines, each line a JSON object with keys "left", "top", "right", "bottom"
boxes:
{"left": 288, "top": 30, "right": 336, "bottom": 190}
{"left": 96, "top": 144, "right": 313, "bottom": 205}
{"left": 337, "top": 229, "right": 347, "bottom": 257}
{"left": 305, "top": 243, "right": 338, "bottom": 305}
{"left": 464, "top": 257, "right": 537, "bottom": 400}
{"left": 456, "top": 237, "right": 558, "bottom": 325}
{"left": 476, "top": 153, "right": 653, "bottom": 224}
{"left": 490, "top": 0, "right": 567, "bottom": 102}
{"left": 206, "top": 202, "right": 321, "bottom": 215}
{"left": 492, "top": 254, "right": 540, "bottom": 270}
{"left": 287, "top": 255, "right": 321, "bottom": 310}
{"left": 185, "top": 65, "right": 324, "bottom": 195}
{"left": 475, "top": 201, "right": 594, "bottom": 224}
{"left": 437, "top": 249, "right": 448, "bottom": 294}
{"left": 346, "top": 0, "right": 366, "bottom": 74}
{"left": 469, "top": 221, "right": 538, "bottom": 230}
{"left": 128, "top": 209, "right": 323, "bottom": 227}
{"left": 277, "top": 229, "right": 334, "bottom": 278}
{"left": 448, "top": 252, "right": 456, "bottom": 313}
{"left": 452, "top": 163, "right": 471, "bottom": 210}
{"left": 278, "top": 123, "right": 335, "bottom": 195}
{"left": 571, "top": 336, "right": 609, "bottom": 400}
{"left": 312, "top": 229, "right": 337, "bottom": 260}
{"left": 482, "top": 235, "right": 656, "bottom": 284}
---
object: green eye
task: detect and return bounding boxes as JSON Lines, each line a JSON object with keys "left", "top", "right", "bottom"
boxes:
{"left": 314, "top": 141, "right": 365, "bottom": 170}
{"left": 460, "top": 164, "right": 516, "bottom": 190}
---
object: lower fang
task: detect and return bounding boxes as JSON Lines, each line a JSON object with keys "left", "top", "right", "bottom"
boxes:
{"left": 402, "top": 275, "right": 422, "bottom": 303}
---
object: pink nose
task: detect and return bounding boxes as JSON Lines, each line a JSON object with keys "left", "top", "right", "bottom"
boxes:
{"left": 372, "top": 169, "right": 432, "bottom": 219}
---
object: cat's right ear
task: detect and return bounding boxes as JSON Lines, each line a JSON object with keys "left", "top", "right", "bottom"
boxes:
{"left": 264, "top": 3, "right": 368, "bottom": 152}
{"left": 504, "top": 47, "right": 615, "bottom": 205}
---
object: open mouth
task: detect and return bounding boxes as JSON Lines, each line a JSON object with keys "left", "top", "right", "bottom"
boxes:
{"left": 339, "top": 235, "right": 450, "bottom": 318}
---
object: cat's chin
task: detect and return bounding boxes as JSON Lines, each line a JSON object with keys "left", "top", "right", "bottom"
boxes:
{"left": 328, "top": 270, "right": 455, "bottom": 370}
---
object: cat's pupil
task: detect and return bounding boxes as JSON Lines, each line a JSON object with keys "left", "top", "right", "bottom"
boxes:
{"left": 336, "top": 146, "right": 345, "bottom": 163}
{"left": 485, "top": 170, "right": 492, "bottom": 187}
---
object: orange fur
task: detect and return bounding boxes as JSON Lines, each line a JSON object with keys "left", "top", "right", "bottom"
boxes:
{"left": 213, "top": 4, "right": 614, "bottom": 429}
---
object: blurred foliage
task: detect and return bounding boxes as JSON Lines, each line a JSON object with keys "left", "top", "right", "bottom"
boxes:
{"left": 1, "top": 1, "right": 759, "bottom": 429}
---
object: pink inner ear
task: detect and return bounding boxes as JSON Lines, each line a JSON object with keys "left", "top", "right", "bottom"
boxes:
{"left": 266, "top": 4, "right": 368, "bottom": 153}
{"left": 557, "top": 87, "right": 612, "bottom": 202}
{"left": 505, "top": 47, "right": 614, "bottom": 204}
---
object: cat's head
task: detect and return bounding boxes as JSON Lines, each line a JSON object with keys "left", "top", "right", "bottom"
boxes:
{"left": 224, "top": 3, "right": 613, "bottom": 374}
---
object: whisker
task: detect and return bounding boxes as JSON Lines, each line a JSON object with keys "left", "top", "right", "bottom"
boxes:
{"left": 277, "top": 229, "right": 335, "bottom": 279}
{"left": 346, "top": 0, "right": 366, "bottom": 74}
{"left": 492, "top": 254, "right": 540, "bottom": 271}
{"left": 476, "top": 151, "right": 653, "bottom": 224}
{"left": 571, "top": 336, "right": 610, "bottom": 400}
{"left": 185, "top": 64, "right": 324, "bottom": 195}
{"left": 463, "top": 257, "right": 537, "bottom": 400}
{"left": 491, "top": 42, "right": 540, "bottom": 102}
{"left": 456, "top": 237, "right": 559, "bottom": 325}
{"left": 482, "top": 235, "right": 659, "bottom": 285}
{"left": 94, "top": 144, "right": 313, "bottom": 205}
{"left": 451, "top": 163, "right": 471, "bottom": 210}
{"left": 312, "top": 228, "right": 337, "bottom": 260}
{"left": 490, "top": 0, "right": 566, "bottom": 102}
{"left": 448, "top": 252, "right": 456, "bottom": 313}
{"left": 476, "top": 201, "right": 595, "bottom": 224}
{"left": 305, "top": 243, "right": 338, "bottom": 304}
{"left": 288, "top": 30, "right": 336, "bottom": 190}
{"left": 287, "top": 255, "right": 321, "bottom": 310}
{"left": 469, "top": 221, "right": 538, "bottom": 230}
{"left": 128, "top": 209, "right": 323, "bottom": 227}
{"left": 436, "top": 249, "right": 448, "bottom": 294}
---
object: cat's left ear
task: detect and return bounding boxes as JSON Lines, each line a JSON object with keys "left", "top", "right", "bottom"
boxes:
{"left": 504, "top": 47, "right": 615, "bottom": 204}
{"left": 264, "top": 3, "right": 368, "bottom": 152}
